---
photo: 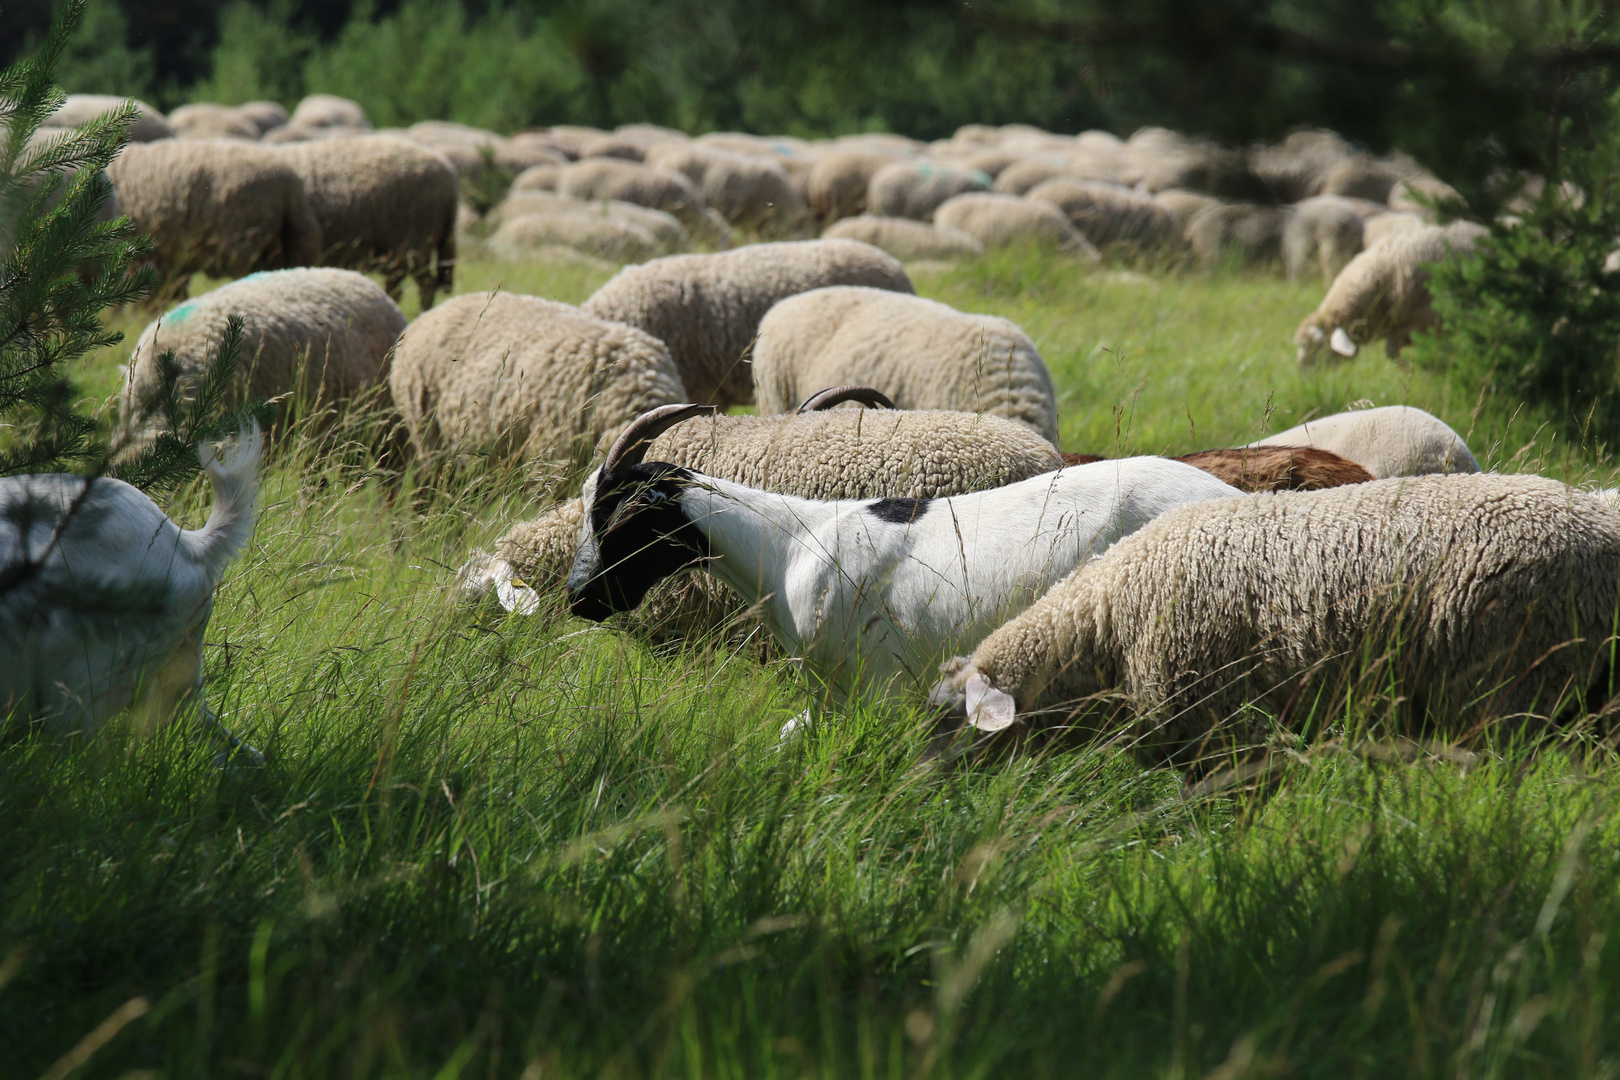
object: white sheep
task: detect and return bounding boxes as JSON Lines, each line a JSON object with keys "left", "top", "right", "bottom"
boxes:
{"left": 1295, "top": 220, "right": 1487, "bottom": 365}
{"left": 751, "top": 287, "right": 1059, "bottom": 445}
{"left": 42, "top": 94, "right": 173, "bottom": 142}
{"left": 581, "top": 239, "right": 914, "bottom": 408}
{"left": 278, "top": 134, "right": 460, "bottom": 309}
{"left": 865, "top": 161, "right": 991, "bottom": 221}
{"left": 289, "top": 94, "right": 371, "bottom": 131}
{"left": 1025, "top": 178, "right": 1181, "bottom": 253}
{"left": 389, "top": 292, "right": 685, "bottom": 478}
{"left": 556, "top": 158, "right": 729, "bottom": 246}
{"left": 117, "top": 269, "right": 406, "bottom": 449}
{"left": 821, "top": 215, "right": 984, "bottom": 261}
{"left": 934, "top": 192, "right": 1099, "bottom": 257}
{"left": 1186, "top": 203, "right": 1290, "bottom": 268}
{"left": 567, "top": 405, "right": 1242, "bottom": 708}
{"left": 108, "top": 140, "right": 323, "bottom": 295}
{"left": 806, "top": 148, "right": 911, "bottom": 221}
{"left": 930, "top": 474, "right": 1620, "bottom": 771}
{"left": 1282, "top": 195, "right": 1365, "bottom": 283}
{"left": 1248, "top": 405, "right": 1479, "bottom": 478}
{"left": 1, "top": 425, "right": 263, "bottom": 761}
{"left": 645, "top": 143, "right": 804, "bottom": 234}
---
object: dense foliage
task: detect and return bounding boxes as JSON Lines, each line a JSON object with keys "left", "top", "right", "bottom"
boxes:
{"left": 6, "top": 0, "right": 1620, "bottom": 210}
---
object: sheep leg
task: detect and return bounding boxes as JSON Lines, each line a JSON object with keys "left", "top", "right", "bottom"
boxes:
{"left": 382, "top": 265, "right": 408, "bottom": 303}
{"left": 141, "top": 635, "right": 264, "bottom": 767}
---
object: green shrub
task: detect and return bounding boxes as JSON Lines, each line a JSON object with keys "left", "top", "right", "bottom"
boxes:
{"left": 1409, "top": 156, "right": 1620, "bottom": 445}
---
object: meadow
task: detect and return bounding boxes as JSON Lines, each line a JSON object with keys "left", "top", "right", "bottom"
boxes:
{"left": 6, "top": 246, "right": 1620, "bottom": 1079}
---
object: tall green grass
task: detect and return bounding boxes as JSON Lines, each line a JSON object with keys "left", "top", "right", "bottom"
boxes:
{"left": 9, "top": 249, "right": 1620, "bottom": 1077}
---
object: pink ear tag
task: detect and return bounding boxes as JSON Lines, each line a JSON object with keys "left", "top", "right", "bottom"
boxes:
{"left": 964, "top": 673, "right": 1018, "bottom": 732}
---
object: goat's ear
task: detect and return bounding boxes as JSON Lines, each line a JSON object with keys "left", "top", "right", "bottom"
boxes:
{"left": 964, "top": 673, "right": 1018, "bottom": 732}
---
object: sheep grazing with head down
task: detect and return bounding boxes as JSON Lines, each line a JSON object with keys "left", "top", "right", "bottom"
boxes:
{"left": 278, "top": 135, "right": 460, "bottom": 310}
{"left": 108, "top": 140, "right": 323, "bottom": 296}
{"left": 751, "top": 286, "right": 1060, "bottom": 445}
{"left": 1, "top": 424, "right": 264, "bottom": 762}
{"left": 821, "top": 215, "right": 984, "bottom": 261}
{"left": 865, "top": 161, "right": 991, "bottom": 221}
{"left": 117, "top": 269, "right": 407, "bottom": 450}
{"left": 1248, "top": 405, "right": 1480, "bottom": 478}
{"left": 1282, "top": 195, "right": 1365, "bottom": 283}
{"left": 1296, "top": 220, "right": 1487, "bottom": 365}
{"left": 566, "top": 405, "right": 1244, "bottom": 709}
{"left": 581, "top": 239, "right": 914, "bottom": 408}
{"left": 931, "top": 474, "right": 1620, "bottom": 774}
{"left": 934, "top": 192, "right": 1099, "bottom": 258}
{"left": 389, "top": 292, "right": 685, "bottom": 478}
{"left": 42, "top": 94, "right": 173, "bottom": 141}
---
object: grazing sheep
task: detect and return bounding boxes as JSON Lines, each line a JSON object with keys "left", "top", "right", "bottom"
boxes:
{"left": 646, "top": 143, "right": 804, "bottom": 233}
{"left": 290, "top": 94, "right": 370, "bottom": 131}
{"left": 1060, "top": 446, "right": 1373, "bottom": 491}
{"left": 235, "top": 101, "right": 288, "bottom": 136}
{"left": 510, "top": 163, "right": 563, "bottom": 193}
{"left": 1249, "top": 406, "right": 1480, "bottom": 478}
{"left": 1389, "top": 174, "right": 1465, "bottom": 218}
{"left": 1026, "top": 178, "right": 1181, "bottom": 253}
{"left": 556, "top": 158, "right": 728, "bottom": 245}
{"left": 1361, "top": 211, "right": 1425, "bottom": 248}
{"left": 866, "top": 161, "right": 991, "bottom": 221}
{"left": 43, "top": 94, "right": 172, "bottom": 141}
{"left": 1186, "top": 203, "right": 1291, "bottom": 268}
{"left": 821, "top": 215, "right": 983, "bottom": 261}
{"left": 807, "top": 148, "right": 910, "bottom": 221}
{"left": 752, "top": 287, "right": 1059, "bottom": 444}
{"left": 491, "top": 191, "right": 687, "bottom": 255}
{"left": 1154, "top": 189, "right": 1221, "bottom": 230}
{"left": 1282, "top": 195, "right": 1365, "bottom": 282}
{"left": 934, "top": 192, "right": 1099, "bottom": 257}
{"left": 581, "top": 239, "right": 914, "bottom": 408}
{"left": 930, "top": 474, "right": 1620, "bottom": 770}
{"left": 168, "top": 103, "right": 260, "bottom": 141}
{"left": 489, "top": 210, "right": 663, "bottom": 264}
{"left": 279, "top": 135, "right": 459, "bottom": 310}
{"left": 117, "top": 269, "right": 406, "bottom": 448}
{"left": 108, "top": 140, "right": 322, "bottom": 295}
{"left": 470, "top": 399, "right": 1065, "bottom": 630}
{"left": 1295, "top": 221, "right": 1487, "bottom": 364}
{"left": 1, "top": 425, "right": 263, "bottom": 761}
{"left": 991, "top": 159, "right": 1070, "bottom": 196}
{"left": 389, "top": 292, "right": 685, "bottom": 476}
{"left": 1318, "top": 155, "right": 1406, "bottom": 202}
{"left": 1252, "top": 129, "right": 1354, "bottom": 203}
{"left": 1126, "top": 132, "right": 1268, "bottom": 200}
{"left": 567, "top": 407, "right": 1242, "bottom": 707}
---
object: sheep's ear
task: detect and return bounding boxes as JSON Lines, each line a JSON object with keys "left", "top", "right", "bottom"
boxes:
{"left": 1330, "top": 327, "right": 1358, "bottom": 357}
{"left": 964, "top": 673, "right": 1018, "bottom": 732}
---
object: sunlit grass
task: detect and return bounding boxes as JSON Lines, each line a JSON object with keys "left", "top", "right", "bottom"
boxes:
{"left": 10, "top": 246, "right": 1620, "bottom": 1077}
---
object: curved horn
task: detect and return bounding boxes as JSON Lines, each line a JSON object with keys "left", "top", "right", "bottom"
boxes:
{"left": 795, "top": 385, "right": 898, "bottom": 414}
{"left": 602, "top": 403, "right": 715, "bottom": 478}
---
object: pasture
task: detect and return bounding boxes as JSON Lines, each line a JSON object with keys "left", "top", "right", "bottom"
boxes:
{"left": 7, "top": 248, "right": 1620, "bottom": 1079}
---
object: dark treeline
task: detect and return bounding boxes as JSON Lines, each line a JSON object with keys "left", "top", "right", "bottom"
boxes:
{"left": 5, "top": 0, "right": 1620, "bottom": 206}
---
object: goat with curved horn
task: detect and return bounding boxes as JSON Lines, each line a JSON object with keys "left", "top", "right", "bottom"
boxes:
{"left": 601, "top": 403, "right": 716, "bottom": 478}
{"left": 796, "top": 385, "right": 897, "bottom": 413}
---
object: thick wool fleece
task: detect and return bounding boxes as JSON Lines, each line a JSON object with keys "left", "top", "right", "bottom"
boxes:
{"left": 1250, "top": 406, "right": 1480, "bottom": 479}
{"left": 118, "top": 269, "right": 405, "bottom": 447}
{"left": 822, "top": 215, "right": 983, "bottom": 261}
{"left": 581, "top": 239, "right": 913, "bottom": 408}
{"left": 942, "top": 474, "right": 1620, "bottom": 766}
{"left": 751, "top": 287, "right": 1059, "bottom": 445}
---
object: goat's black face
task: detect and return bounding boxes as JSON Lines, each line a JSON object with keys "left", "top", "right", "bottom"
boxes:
{"left": 567, "top": 463, "right": 709, "bottom": 621}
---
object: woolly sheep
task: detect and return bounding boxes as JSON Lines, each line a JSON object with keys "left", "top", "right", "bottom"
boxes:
{"left": 991, "top": 159, "right": 1070, "bottom": 196}
{"left": 1154, "top": 189, "right": 1221, "bottom": 230}
{"left": 1295, "top": 220, "right": 1487, "bottom": 364}
{"left": 43, "top": 94, "right": 172, "bottom": 142}
{"left": 930, "top": 474, "right": 1620, "bottom": 770}
{"left": 491, "top": 191, "right": 687, "bottom": 255}
{"left": 1186, "top": 203, "right": 1290, "bottom": 268}
{"left": 168, "top": 103, "right": 260, "bottom": 141}
{"left": 510, "top": 163, "right": 563, "bottom": 193}
{"left": 117, "top": 269, "right": 406, "bottom": 448}
{"left": 236, "top": 101, "right": 288, "bottom": 136}
{"left": 752, "top": 287, "right": 1059, "bottom": 445}
{"left": 279, "top": 135, "right": 459, "bottom": 309}
{"left": 389, "top": 292, "right": 685, "bottom": 476}
{"left": 961, "top": 149, "right": 1026, "bottom": 179}
{"left": 1389, "top": 174, "right": 1465, "bottom": 218}
{"left": 645, "top": 143, "right": 804, "bottom": 233}
{"left": 807, "top": 148, "right": 911, "bottom": 221}
{"left": 1026, "top": 178, "right": 1181, "bottom": 252}
{"left": 556, "top": 159, "right": 728, "bottom": 245}
{"left": 821, "top": 215, "right": 984, "bottom": 261}
{"left": 474, "top": 403, "right": 1064, "bottom": 610}
{"left": 490, "top": 209, "right": 663, "bottom": 263}
{"left": 866, "top": 161, "right": 991, "bottom": 221}
{"left": 581, "top": 239, "right": 914, "bottom": 408}
{"left": 2, "top": 425, "right": 263, "bottom": 761}
{"left": 1249, "top": 405, "right": 1480, "bottom": 478}
{"left": 1251, "top": 129, "right": 1354, "bottom": 202}
{"left": 1361, "top": 211, "right": 1425, "bottom": 248}
{"left": 290, "top": 94, "right": 370, "bottom": 131}
{"left": 1282, "top": 195, "right": 1365, "bottom": 282}
{"left": 934, "top": 193, "right": 1099, "bottom": 257}
{"left": 108, "top": 140, "right": 322, "bottom": 294}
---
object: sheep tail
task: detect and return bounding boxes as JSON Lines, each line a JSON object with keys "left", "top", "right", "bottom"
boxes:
{"left": 184, "top": 420, "right": 264, "bottom": 585}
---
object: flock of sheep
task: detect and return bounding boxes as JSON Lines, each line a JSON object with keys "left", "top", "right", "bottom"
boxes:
{"left": 6, "top": 93, "right": 1617, "bottom": 779}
